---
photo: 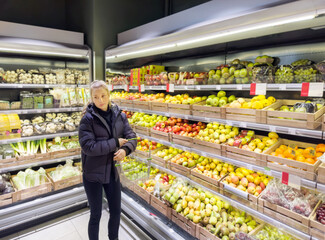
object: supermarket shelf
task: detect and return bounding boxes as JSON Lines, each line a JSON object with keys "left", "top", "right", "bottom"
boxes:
{"left": 135, "top": 132, "right": 321, "bottom": 193}
{"left": 0, "top": 84, "right": 89, "bottom": 89}
{"left": 113, "top": 83, "right": 325, "bottom": 92}
{"left": 130, "top": 154, "right": 311, "bottom": 240}
{"left": 123, "top": 106, "right": 324, "bottom": 139}
{"left": 317, "top": 183, "right": 325, "bottom": 193}
{"left": 0, "top": 107, "right": 83, "bottom": 114}
{"left": 0, "top": 154, "right": 81, "bottom": 174}
{"left": 0, "top": 131, "right": 79, "bottom": 144}
{"left": 0, "top": 186, "right": 87, "bottom": 233}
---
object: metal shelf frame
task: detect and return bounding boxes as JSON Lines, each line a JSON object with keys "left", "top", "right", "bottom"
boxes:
{"left": 0, "top": 107, "right": 83, "bottom": 115}
{"left": 0, "top": 84, "right": 90, "bottom": 89}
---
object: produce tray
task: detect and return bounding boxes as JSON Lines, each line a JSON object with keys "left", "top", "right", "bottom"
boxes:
{"left": 11, "top": 175, "right": 52, "bottom": 202}
{"left": 151, "top": 102, "right": 168, "bottom": 112}
{"left": 264, "top": 139, "right": 321, "bottom": 181}
{"left": 310, "top": 228, "right": 325, "bottom": 240}
{"left": 264, "top": 99, "right": 325, "bottom": 130}
{"left": 169, "top": 161, "right": 194, "bottom": 177}
{"left": 133, "top": 184, "right": 151, "bottom": 203}
{"left": 224, "top": 99, "right": 274, "bottom": 124}
{"left": 323, "top": 115, "right": 325, "bottom": 131}
{"left": 134, "top": 149, "right": 150, "bottom": 158}
{"left": 151, "top": 147, "right": 170, "bottom": 168}
{"left": 17, "top": 152, "right": 51, "bottom": 162}
{"left": 46, "top": 167, "right": 82, "bottom": 191}
{"left": 150, "top": 129, "right": 171, "bottom": 142}
{"left": 0, "top": 192, "right": 13, "bottom": 207}
{"left": 120, "top": 175, "right": 135, "bottom": 192}
{"left": 0, "top": 157, "right": 17, "bottom": 169}
{"left": 150, "top": 194, "right": 172, "bottom": 219}
{"left": 134, "top": 125, "right": 151, "bottom": 136}
{"left": 317, "top": 163, "right": 325, "bottom": 184}
{"left": 171, "top": 134, "right": 193, "bottom": 148}
{"left": 119, "top": 99, "right": 133, "bottom": 108}
{"left": 133, "top": 100, "right": 152, "bottom": 110}
{"left": 258, "top": 198, "right": 317, "bottom": 233}
{"left": 171, "top": 209, "right": 197, "bottom": 237}
{"left": 112, "top": 98, "right": 121, "bottom": 106}
{"left": 168, "top": 103, "right": 193, "bottom": 115}
{"left": 50, "top": 148, "right": 81, "bottom": 159}
{"left": 219, "top": 181, "right": 260, "bottom": 210}
{"left": 193, "top": 138, "right": 224, "bottom": 156}
{"left": 190, "top": 172, "right": 220, "bottom": 193}
{"left": 192, "top": 101, "right": 226, "bottom": 119}
{"left": 310, "top": 203, "right": 325, "bottom": 239}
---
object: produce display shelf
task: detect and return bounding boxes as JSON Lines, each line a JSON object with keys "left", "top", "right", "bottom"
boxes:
{"left": 0, "top": 84, "right": 89, "bottom": 89}
{"left": 112, "top": 83, "right": 325, "bottom": 92}
{"left": 0, "top": 186, "right": 87, "bottom": 233}
{"left": 130, "top": 154, "right": 312, "bottom": 240}
{"left": 0, "top": 154, "right": 81, "bottom": 174}
{"left": 135, "top": 132, "right": 322, "bottom": 194}
{"left": 0, "top": 131, "right": 79, "bottom": 144}
{"left": 317, "top": 183, "right": 325, "bottom": 193}
{"left": 0, "top": 107, "right": 83, "bottom": 115}
{"left": 122, "top": 106, "right": 324, "bottom": 139}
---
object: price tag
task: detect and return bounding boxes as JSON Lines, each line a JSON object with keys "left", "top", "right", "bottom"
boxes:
{"left": 282, "top": 172, "right": 301, "bottom": 190}
{"left": 288, "top": 128, "right": 296, "bottom": 135}
{"left": 184, "top": 86, "right": 188, "bottom": 90}
{"left": 124, "top": 85, "right": 129, "bottom": 92}
{"left": 184, "top": 115, "right": 189, "bottom": 120}
{"left": 264, "top": 167, "right": 272, "bottom": 176}
{"left": 196, "top": 86, "right": 201, "bottom": 90}
{"left": 166, "top": 83, "right": 174, "bottom": 92}
{"left": 301, "top": 82, "right": 324, "bottom": 97}
{"left": 139, "top": 84, "right": 145, "bottom": 92}
{"left": 22, "top": 110, "right": 28, "bottom": 114}
{"left": 201, "top": 152, "right": 207, "bottom": 157}
{"left": 108, "top": 84, "right": 113, "bottom": 91}
{"left": 18, "top": 85, "right": 23, "bottom": 88}
{"left": 250, "top": 83, "right": 267, "bottom": 95}
{"left": 239, "top": 122, "right": 247, "bottom": 128}
{"left": 36, "top": 110, "right": 42, "bottom": 113}
{"left": 279, "top": 84, "right": 286, "bottom": 90}
{"left": 226, "top": 121, "right": 232, "bottom": 126}
{"left": 246, "top": 165, "right": 253, "bottom": 170}
{"left": 216, "top": 85, "right": 221, "bottom": 90}
{"left": 269, "top": 126, "right": 276, "bottom": 132}
{"left": 236, "top": 85, "right": 243, "bottom": 90}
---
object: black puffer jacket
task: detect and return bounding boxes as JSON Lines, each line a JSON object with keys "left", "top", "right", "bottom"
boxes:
{"left": 79, "top": 103, "right": 136, "bottom": 183}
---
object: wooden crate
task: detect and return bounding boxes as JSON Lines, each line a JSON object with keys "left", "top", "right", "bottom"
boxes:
{"left": 112, "top": 98, "right": 121, "bottom": 106}
{"left": 264, "top": 139, "right": 321, "bottom": 181}
{"left": 133, "top": 184, "right": 151, "bottom": 203}
{"left": 50, "top": 148, "right": 81, "bottom": 159}
{"left": 190, "top": 172, "right": 220, "bottom": 193}
{"left": 193, "top": 138, "right": 224, "bottom": 156}
{"left": 133, "top": 100, "right": 152, "bottom": 110}
{"left": 168, "top": 103, "right": 193, "bottom": 115}
{"left": 120, "top": 99, "right": 133, "bottom": 108}
{"left": 134, "top": 149, "right": 150, "bottom": 158}
{"left": 151, "top": 102, "right": 168, "bottom": 112}
{"left": 150, "top": 194, "right": 172, "bottom": 219}
{"left": 310, "top": 203, "right": 325, "bottom": 239}
{"left": 264, "top": 99, "right": 325, "bottom": 130}
{"left": 152, "top": 147, "right": 171, "bottom": 168}
{"left": 11, "top": 176, "right": 52, "bottom": 202}
{"left": 169, "top": 162, "right": 193, "bottom": 177}
{"left": 151, "top": 129, "right": 171, "bottom": 142}
{"left": 192, "top": 101, "right": 226, "bottom": 119}
{"left": 171, "top": 209, "right": 197, "bottom": 237}
{"left": 317, "top": 163, "right": 325, "bottom": 184}
{"left": 258, "top": 198, "right": 316, "bottom": 234}
{"left": 0, "top": 157, "right": 17, "bottom": 169}
{"left": 171, "top": 134, "right": 193, "bottom": 148}
{"left": 134, "top": 125, "right": 151, "bottom": 136}
{"left": 323, "top": 115, "right": 325, "bottom": 131}
{"left": 219, "top": 181, "right": 259, "bottom": 210}
{"left": 0, "top": 192, "right": 13, "bottom": 207}
{"left": 46, "top": 167, "right": 82, "bottom": 191}
{"left": 197, "top": 225, "right": 219, "bottom": 240}
{"left": 120, "top": 175, "right": 135, "bottom": 192}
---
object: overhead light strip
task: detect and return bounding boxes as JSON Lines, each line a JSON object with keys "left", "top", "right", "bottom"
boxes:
{"left": 0, "top": 47, "right": 87, "bottom": 58}
{"left": 106, "top": 11, "right": 317, "bottom": 59}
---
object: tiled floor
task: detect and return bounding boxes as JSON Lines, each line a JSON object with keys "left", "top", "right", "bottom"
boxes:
{"left": 3, "top": 208, "right": 135, "bottom": 240}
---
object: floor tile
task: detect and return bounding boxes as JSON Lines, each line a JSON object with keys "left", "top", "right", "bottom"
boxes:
{"left": 54, "top": 230, "right": 82, "bottom": 240}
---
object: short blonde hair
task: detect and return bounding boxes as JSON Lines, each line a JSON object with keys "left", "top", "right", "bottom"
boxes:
{"left": 82, "top": 80, "right": 111, "bottom": 115}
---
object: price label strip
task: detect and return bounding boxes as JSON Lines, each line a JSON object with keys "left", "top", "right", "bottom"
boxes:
{"left": 264, "top": 167, "right": 272, "bottom": 176}
{"left": 124, "top": 85, "right": 129, "bottom": 92}
{"left": 216, "top": 85, "right": 221, "bottom": 90}
{"left": 282, "top": 172, "right": 301, "bottom": 190}
{"left": 166, "top": 83, "right": 174, "bottom": 93}
{"left": 301, "top": 82, "right": 324, "bottom": 97}
{"left": 250, "top": 83, "right": 267, "bottom": 95}
{"left": 107, "top": 84, "right": 113, "bottom": 91}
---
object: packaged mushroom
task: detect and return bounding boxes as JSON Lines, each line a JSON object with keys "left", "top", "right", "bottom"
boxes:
{"left": 32, "top": 73, "right": 45, "bottom": 84}
{"left": 21, "top": 124, "right": 34, "bottom": 136}
{"left": 31, "top": 115, "right": 44, "bottom": 124}
{"left": 33, "top": 122, "right": 47, "bottom": 135}
{"left": 5, "top": 71, "right": 18, "bottom": 83}
{"left": 56, "top": 122, "right": 65, "bottom": 132}
{"left": 45, "top": 73, "right": 57, "bottom": 84}
{"left": 65, "top": 119, "right": 76, "bottom": 131}
{"left": 52, "top": 69, "right": 65, "bottom": 84}
{"left": 65, "top": 70, "right": 76, "bottom": 85}
{"left": 0, "top": 68, "right": 5, "bottom": 83}
{"left": 45, "top": 122, "right": 57, "bottom": 134}
{"left": 18, "top": 72, "right": 32, "bottom": 84}
{"left": 45, "top": 113, "right": 56, "bottom": 122}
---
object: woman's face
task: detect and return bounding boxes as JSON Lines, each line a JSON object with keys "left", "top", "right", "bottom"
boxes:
{"left": 92, "top": 87, "right": 109, "bottom": 111}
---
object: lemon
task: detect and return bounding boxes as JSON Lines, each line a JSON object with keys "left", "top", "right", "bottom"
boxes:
{"left": 262, "top": 99, "right": 269, "bottom": 107}
{"left": 258, "top": 95, "right": 266, "bottom": 100}
{"left": 252, "top": 101, "right": 263, "bottom": 109}
{"left": 267, "top": 96, "right": 276, "bottom": 103}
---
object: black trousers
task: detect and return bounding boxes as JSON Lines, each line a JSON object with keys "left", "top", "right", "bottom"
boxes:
{"left": 83, "top": 168, "right": 121, "bottom": 240}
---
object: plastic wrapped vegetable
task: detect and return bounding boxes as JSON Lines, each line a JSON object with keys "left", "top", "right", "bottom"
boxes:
{"left": 46, "top": 122, "right": 57, "bottom": 134}
{"left": 22, "top": 124, "right": 34, "bottom": 137}
{"left": 293, "top": 102, "right": 316, "bottom": 113}
{"left": 252, "top": 64, "right": 275, "bottom": 83}
{"left": 33, "top": 122, "right": 47, "bottom": 135}
{"left": 38, "top": 167, "right": 47, "bottom": 184}
{"left": 275, "top": 65, "right": 294, "bottom": 83}
{"left": 65, "top": 120, "right": 76, "bottom": 131}
{"left": 294, "top": 65, "right": 319, "bottom": 83}
{"left": 50, "top": 159, "right": 81, "bottom": 181}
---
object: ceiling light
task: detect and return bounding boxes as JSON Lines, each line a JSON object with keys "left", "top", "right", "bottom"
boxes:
{"left": 0, "top": 47, "right": 87, "bottom": 57}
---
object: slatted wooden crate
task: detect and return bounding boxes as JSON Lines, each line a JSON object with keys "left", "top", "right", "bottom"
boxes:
{"left": 264, "top": 139, "right": 321, "bottom": 181}
{"left": 134, "top": 125, "right": 151, "bottom": 136}
{"left": 193, "top": 138, "right": 224, "bottom": 156}
{"left": 171, "top": 209, "right": 197, "bottom": 237}
{"left": 133, "top": 100, "right": 152, "bottom": 110}
{"left": 151, "top": 102, "right": 168, "bottom": 112}
{"left": 169, "top": 161, "right": 194, "bottom": 177}
{"left": 112, "top": 98, "right": 121, "bottom": 106}
{"left": 120, "top": 99, "right": 134, "bottom": 108}
{"left": 46, "top": 167, "right": 82, "bottom": 191}
{"left": 50, "top": 148, "right": 81, "bottom": 159}
{"left": 133, "top": 184, "right": 151, "bottom": 203}
{"left": 192, "top": 101, "right": 226, "bottom": 119}
{"left": 171, "top": 134, "right": 193, "bottom": 148}
{"left": 151, "top": 147, "right": 172, "bottom": 168}
{"left": 264, "top": 99, "right": 325, "bottom": 129}
{"left": 190, "top": 172, "right": 220, "bottom": 193}
{"left": 168, "top": 103, "right": 193, "bottom": 115}
{"left": 150, "top": 194, "right": 172, "bottom": 219}
{"left": 317, "top": 163, "right": 325, "bottom": 184}
{"left": 0, "top": 157, "right": 17, "bottom": 169}
{"left": 150, "top": 129, "right": 171, "bottom": 142}
{"left": 0, "top": 192, "right": 13, "bottom": 207}
{"left": 310, "top": 202, "right": 325, "bottom": 240}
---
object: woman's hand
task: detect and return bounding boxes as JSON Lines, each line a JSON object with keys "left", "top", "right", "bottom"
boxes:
{"left": 118, "top": 138, "right": 128, "bottom": 147}
{"left": 114, "top": 149, "right": 126, "bottom": 161}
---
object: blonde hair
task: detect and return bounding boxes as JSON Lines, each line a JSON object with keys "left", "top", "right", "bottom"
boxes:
{"left": 82, "top": 80, "right": 112, "bottom": 116}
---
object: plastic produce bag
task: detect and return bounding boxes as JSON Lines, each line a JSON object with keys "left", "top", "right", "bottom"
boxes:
{"left": 252, "top": 64, "right": 275, "bottom": 83}
{"left": 275, "top": 65, "right": 294, "bottom": 83}
{"left": 293, "top": 102, "right": 316, "bottom": 113}
{"left": 294, "top": 65, "right": 319, "bottom": 83}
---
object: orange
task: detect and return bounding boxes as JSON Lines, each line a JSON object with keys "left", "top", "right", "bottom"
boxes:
{"left": 271, "top": 152, "right": 277, "bottom": 156}
{"left": 275, "top": 148, "right": 283, "bottom": 155}
{"left": 296, "top": 149, "right": 303, "bottom": 156}
{"left": 296, "top": 155, "right": 305, "bottom": 162}
{"left": 277, "top": 154, "right": 285, "bottom": 158}
{"left": 316, "top": 152, "right": 323, "bottom": 158}
{"left": 279, "top": 145, "right": 288, "bottom": 151}
{"left": 305, "top": 158, "right": 315, "bottom": 165}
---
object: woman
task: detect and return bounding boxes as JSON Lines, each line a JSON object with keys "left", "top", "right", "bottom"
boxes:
{"left": 79, "top": 80, "right": 137, "bottom": 240}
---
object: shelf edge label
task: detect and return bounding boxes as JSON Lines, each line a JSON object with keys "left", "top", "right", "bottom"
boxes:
{"left": 250, "top": 83, "right": 266, "bottom": 95}
{"left": 166, "top": 83, "right": 174, "bottom": 92}
{"left": 301, "top": 82, "right": 324, "bottom": 97}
